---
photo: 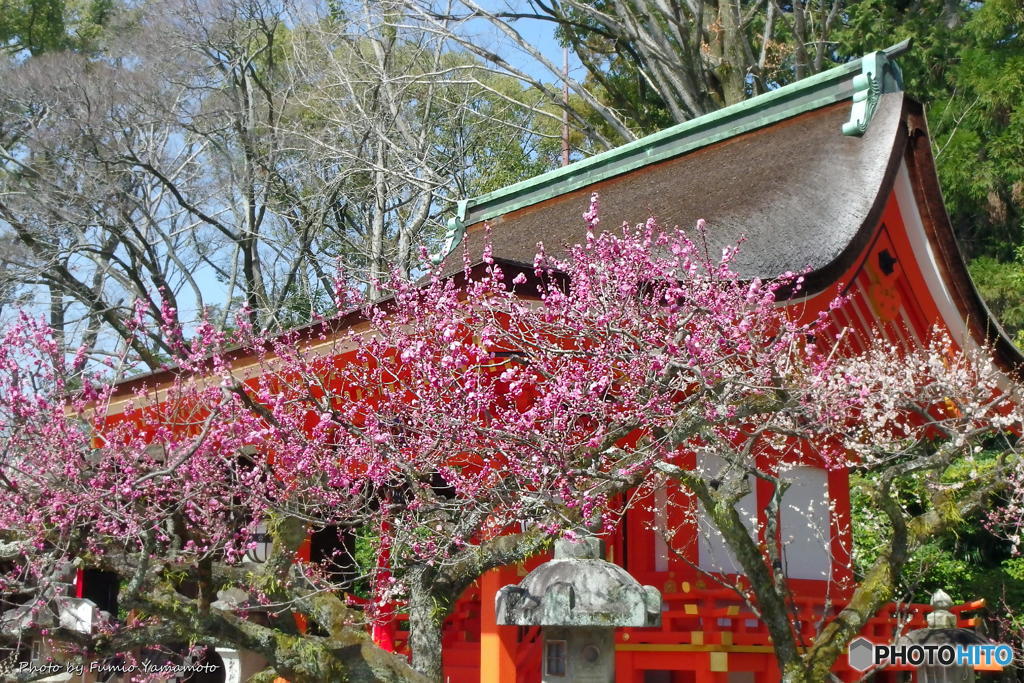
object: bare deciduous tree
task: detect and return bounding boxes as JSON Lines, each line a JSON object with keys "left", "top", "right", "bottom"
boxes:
{"left": 0, "top": 0, "right": 551, "bottom": 367}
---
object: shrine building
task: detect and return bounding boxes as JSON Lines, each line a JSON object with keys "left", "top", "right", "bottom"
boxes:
{"left": 422, "top": 39, "right": 1021, "bottom": 683}
{"left": 81, "top": 41, "right": 1021, "bottom": 683}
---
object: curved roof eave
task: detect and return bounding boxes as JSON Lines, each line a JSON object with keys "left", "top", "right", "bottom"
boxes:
{"left": 900, "top": 100, "right": 1024, "bottom": 377}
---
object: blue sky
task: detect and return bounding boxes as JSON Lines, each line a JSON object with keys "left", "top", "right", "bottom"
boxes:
{"left": 461, "top": 1, "right": 584, "bottom": 84}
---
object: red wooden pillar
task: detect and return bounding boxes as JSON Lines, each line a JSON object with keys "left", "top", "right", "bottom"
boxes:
{"left": 479, "top": 566, "right": 517, "bottom": 683}
{"left": 372, "top": 521, "right": 396, "bottom": 651}
{"left": 371, "top": 604, "right": 396, "bottom": 652}
{"left": 615, "top": 650, "right": 644, "bottom": 683}
{"left": 293, "top": 535, "right": 312, "bottom": 634}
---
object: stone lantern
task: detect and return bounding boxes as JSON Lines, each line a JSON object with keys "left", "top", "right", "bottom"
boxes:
{"left": 898, "top": 589, "right": 999, "bottom": 683}
{"left": 495, "top": 533, "right": 661, "bottom": 682}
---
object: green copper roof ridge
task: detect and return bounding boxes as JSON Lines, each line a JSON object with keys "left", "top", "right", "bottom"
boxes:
{"left": 436, "top": 39, "right": 910, "bottom": 261}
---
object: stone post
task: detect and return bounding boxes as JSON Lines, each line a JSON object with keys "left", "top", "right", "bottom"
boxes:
{"left": 900, "top": 589, "right": 992, "bottom": 683}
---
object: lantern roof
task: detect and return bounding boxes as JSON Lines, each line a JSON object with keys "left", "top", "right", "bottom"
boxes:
{"left": 495, "top": 535, "right": 661, "bottom": 628}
